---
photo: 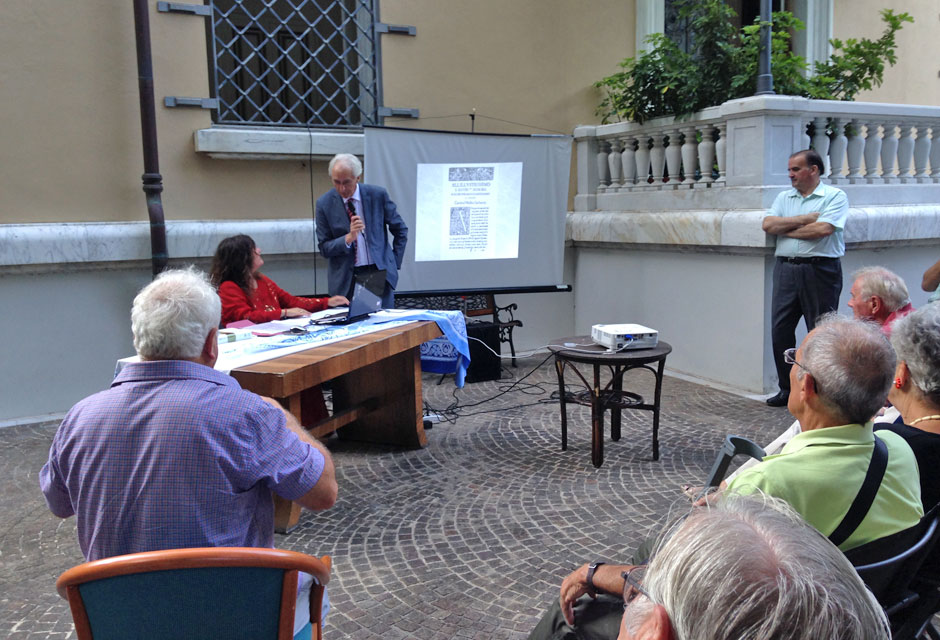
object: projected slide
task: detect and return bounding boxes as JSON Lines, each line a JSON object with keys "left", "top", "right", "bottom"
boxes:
{"left": 415, "top": 162, "right": 522, "bottom": 262}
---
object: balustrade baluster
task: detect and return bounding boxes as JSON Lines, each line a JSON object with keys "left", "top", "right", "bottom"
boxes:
{"left": 596, "top": 140, "right": 610, "bottom": 192}
{"left": 635, "top": 137, "right": 651, "bottom": 188}
{"left": 607, "top": 139, "right": 623, "bottom": 189}
{"left": 880, "top": 124, "right": 899, "bottom": 184}
{"left": 845, "top": 119, "right": 864, "bottom": 183}
{"left": 681, "top": 126, "right": 698, "bottom": 185}
{"left": 649, "top": 132, "right": 666, "bottom": 186}
{"left": 913, "top": 125, "right": 931, "bottom": 183}
{"left": 929, "top": 124, "right": 940, "bottom": 181}
{"left": 664, "top": 128, "right": 681, "bottom": 188}
{"left": 896, "top": 123, "right": 915, "bottom": 182}
{"left": 801, "top": 118, "right": 812, "bottom": 151}
{"left": 620, "top": 136, "right": 637, "bottom": 190}
{"left": 827, "top": 118, "right": 847, "bottom": 183}
{"left": 713, "top": 123, "right": 726, "bottom": 184}
{"left": 863, "top": 122, "right": 883, "bottom": 184}
{"left": 811, "top": 117, "right": 831, "bottom": 176}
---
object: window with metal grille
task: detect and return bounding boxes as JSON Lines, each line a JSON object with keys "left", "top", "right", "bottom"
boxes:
{"left": 209, "top": 0, "right": 379, "bottom": 128}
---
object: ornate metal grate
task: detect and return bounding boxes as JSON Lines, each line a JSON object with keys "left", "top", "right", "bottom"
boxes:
{"left": 209, "top": 0, "right": 379, "bottom": 127}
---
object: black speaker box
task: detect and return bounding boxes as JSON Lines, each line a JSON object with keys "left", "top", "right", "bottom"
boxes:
{"left": 466, "top": 321, "right": 501, "bottom": 383}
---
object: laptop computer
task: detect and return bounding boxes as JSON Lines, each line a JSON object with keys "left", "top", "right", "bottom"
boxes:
{"left": 311, "top": 279, "right": 384, "bottom": 326}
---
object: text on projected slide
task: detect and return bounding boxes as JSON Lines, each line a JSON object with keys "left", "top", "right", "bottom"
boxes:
{"left": 415, "top": 162, "right": 522, "bottom": 262}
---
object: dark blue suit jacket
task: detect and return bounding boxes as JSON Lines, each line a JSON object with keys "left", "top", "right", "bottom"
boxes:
{"left": 315, "top": 183, "right": 408, "bottom": 300}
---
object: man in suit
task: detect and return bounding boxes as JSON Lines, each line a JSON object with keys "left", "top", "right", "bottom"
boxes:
{"left": 315, "top": 153, "right": 408, "bottom": 308}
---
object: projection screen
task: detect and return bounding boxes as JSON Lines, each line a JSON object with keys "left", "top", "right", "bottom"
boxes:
{"left": 363, "top": 126, "right": 571, "bottom": 294}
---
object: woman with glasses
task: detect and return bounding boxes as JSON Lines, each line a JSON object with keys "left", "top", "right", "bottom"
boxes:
{"left": 875, "top": 304, "right": 940, "bottom": 510}
{"left": 210, "top": 234, "right": 347, "bottom": 326}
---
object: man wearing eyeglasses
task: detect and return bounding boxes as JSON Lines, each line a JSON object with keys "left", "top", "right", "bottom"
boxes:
{"left": 724, "top": 314, "right": 922, "bottom": 550}
{"left": 762, "top": 149, "right": 848, "bottom": 408}
{"left": 316, "top": 153, "right": 409, "bottom": 309}
{"left": 528, "top": 494, "right": 888, "bottom": 640}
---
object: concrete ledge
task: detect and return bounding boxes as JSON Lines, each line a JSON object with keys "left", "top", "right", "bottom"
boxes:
{"left": 194, "top": 126, "right": 363, "bottom": 160}
{"left": 567, "top": 205, "right": 940, "bottom": 249}
{"left": 0, "top": 219, "right": 320, "bottom": 267}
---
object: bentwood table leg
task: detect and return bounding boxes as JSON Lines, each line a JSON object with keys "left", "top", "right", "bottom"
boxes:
{"left": 610, "top": 365, "right": 623, "bottom": 442}
{"left": 592, "top": 363, "right": 604, "bottom": 468}
{"left": 651, "top": 358, "right": 667, "bottom": 461}
{"left": 554, "top": 357, "right": 568, "bottom": 451}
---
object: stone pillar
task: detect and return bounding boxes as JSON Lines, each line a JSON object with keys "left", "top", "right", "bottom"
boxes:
{"left": 620, "top": 136, "right": 637, "bottom": 191}
{"left": 828, "top": 117, "right": 847, "bottom": 183}
{"left": 863, "top": 122, "right": 883, "bottom": 184}
{"left": 845, "top": 119, "right": 864, "bottom": 183}
{"left": 649, "top": 132, "right": 666, "bottom": 186}
{"left": 681, "top": 126, "right": 698, "bottom": 185}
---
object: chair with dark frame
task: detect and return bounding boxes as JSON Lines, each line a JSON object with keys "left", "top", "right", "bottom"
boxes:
{"left": 846, "top": 509, "right": 940, "bottom": 639}
{"left": 56, "top": 547, "right": 331, "bottom": 640}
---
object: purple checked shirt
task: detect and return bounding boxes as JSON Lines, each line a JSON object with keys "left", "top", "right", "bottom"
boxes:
{"left": 39, "top": 360, "right": 324, "bottom": 561}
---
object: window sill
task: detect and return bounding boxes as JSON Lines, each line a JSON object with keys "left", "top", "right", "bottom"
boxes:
{"left": 194, "top": 126, "right": 364, "bottom": 160}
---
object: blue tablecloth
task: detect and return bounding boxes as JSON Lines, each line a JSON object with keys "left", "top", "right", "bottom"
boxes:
{"left": 367, "top": 310, "right": 469, "bottom": 387}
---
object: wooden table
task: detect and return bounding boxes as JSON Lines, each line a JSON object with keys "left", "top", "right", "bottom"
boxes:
{"left": 230, "top": 321, "right": 442, "bottom": 532}
{"left": 548, "top": 337, "right": 672, "bottom": 468}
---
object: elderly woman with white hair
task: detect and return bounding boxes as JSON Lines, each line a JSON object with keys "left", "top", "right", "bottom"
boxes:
{"left": 876, "top": 303, "right": 940, "bottom": 510}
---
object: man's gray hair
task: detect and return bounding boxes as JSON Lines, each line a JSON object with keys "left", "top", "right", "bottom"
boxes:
{"left": 800, "top": 313, "right": 896, "bottom": 424}
{"left": 328, "top": 153, "right": 363, "bottom": 178}
{"left": 131, "top": 268, "right": 221, "bottom": 360}
{"left": 853, "top": 265, "right": 911, "bottom": 312}
{"left": 891, "top": 303, "right": 940, "bottom": 406}
{"left": 642, "top": 493, "right": 889, "bottom": 640}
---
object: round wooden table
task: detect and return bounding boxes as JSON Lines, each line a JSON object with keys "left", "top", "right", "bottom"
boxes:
{"left": 548, "top": 336, "right": 672, "bottom": 468}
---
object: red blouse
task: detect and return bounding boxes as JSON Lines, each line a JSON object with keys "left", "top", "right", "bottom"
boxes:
{"left": 219, "top": 275, "right": 328, "bottom": 326}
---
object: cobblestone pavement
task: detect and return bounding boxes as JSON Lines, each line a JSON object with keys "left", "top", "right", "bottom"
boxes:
{"left": 0, "top": 354, "right": 794, "bottom": 639}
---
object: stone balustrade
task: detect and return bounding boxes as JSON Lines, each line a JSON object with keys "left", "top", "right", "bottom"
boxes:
{"left": 574, "top": 95, "right": 940, "bottom": 212}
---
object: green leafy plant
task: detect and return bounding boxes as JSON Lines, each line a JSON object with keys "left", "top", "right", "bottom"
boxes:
{"left": 595, "top": 1, "right": 913, "bottom": 123}
{"left": 808, "top": 9, "right": 913, "bottom": 100}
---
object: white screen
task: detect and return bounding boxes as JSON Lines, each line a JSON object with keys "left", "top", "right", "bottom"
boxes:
{"left": 415, "top": 162, "right": 521, "bottom": 262}
{"left": 364, "top": 126, "right": 571, "bottom": 293}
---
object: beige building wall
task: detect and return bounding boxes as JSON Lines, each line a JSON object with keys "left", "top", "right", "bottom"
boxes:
{"left": 2, "top": 1, "right": 631, "bottom": 226}
{"left": 381, "top": 1, "right": 633, "bottom": 136}
{"left": 834, "top": 0, "right": 940, "bottom": 106}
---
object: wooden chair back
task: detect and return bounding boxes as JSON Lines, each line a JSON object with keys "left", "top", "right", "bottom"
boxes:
{"left": 56, "top": 547, "right": 331, "bottom": 640}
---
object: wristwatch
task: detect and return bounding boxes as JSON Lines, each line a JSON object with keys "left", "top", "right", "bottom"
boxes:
{"left": 586, "top": 561, "right": 605, "bottom": 598}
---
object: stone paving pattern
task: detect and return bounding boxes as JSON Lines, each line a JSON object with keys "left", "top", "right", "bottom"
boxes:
{"left": 0, "top": 354, "right": 794, "bottom": 639}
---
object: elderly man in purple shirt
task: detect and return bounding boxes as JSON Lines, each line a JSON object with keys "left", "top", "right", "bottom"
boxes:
{"left": 40, "top": 268, "right": 337, "bottom": 638}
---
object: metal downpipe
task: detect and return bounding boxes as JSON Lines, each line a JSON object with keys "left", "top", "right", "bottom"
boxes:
{"left": 132, "top": 0, "right": 169, "bottom": 277}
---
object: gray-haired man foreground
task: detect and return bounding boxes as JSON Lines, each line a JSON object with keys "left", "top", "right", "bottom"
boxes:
{"left": 41, "top": 268, "right": 337, "bottom": 638}
{"left": 529, "top": 494, "right": 888, "bottom": 640}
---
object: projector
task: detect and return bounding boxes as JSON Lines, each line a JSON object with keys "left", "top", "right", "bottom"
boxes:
{"left": 591, "top": 323, "right": 659, "bottom": 351}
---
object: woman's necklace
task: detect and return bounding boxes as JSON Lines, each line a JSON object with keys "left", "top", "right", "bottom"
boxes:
{"left": 910, "top": 415, "right": 940, "bottom": 426}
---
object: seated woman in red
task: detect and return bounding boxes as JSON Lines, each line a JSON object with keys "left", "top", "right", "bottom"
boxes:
{"left": 210, "top": 234, "right": 347, "bottom": 326}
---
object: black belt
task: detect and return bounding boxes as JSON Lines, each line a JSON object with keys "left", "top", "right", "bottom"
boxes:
{"left": 353, "top": 264, "right": 379, "bottom": 274}
{"left": 778, "top": 256, "right": 839, "bottom": 265}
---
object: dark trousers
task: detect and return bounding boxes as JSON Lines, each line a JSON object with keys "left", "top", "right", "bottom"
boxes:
{"left": 527, "top": 595, "right": 623, "bottom": 640}
{"left": 771, "top": 257, "right": 842, "bottom": 392}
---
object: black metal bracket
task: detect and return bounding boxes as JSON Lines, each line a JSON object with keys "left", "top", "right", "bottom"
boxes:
{"left": 375, "top": 23, "right": 416, "bottom": 36}
{"left": 164, "top": 97, "right": 219, "bottom": 109}
{"left": 157, "top": 2, "right": 211, "bottom": 16}
{"left": 378, "top": 107, "right": 419, "bottom": 119}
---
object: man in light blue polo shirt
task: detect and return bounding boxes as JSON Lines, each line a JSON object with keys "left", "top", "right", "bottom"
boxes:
{"left": 762, "top": 149, "right": 849, "bottom": 407}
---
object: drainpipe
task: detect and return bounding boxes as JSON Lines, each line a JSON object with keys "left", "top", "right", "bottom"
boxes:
{"left": 755, "top": 0, "right": 775, "bottom": 95}
{"left": 132, "top": 0, "right": 169, "bottom": 277}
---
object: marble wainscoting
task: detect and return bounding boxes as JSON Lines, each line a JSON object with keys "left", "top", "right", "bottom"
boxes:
{"left": 0, "top": 220, "right": 328, "bottom": 424}
{"left": 565, "top": 205, "right": 940, "bottom": 394}
{"left": 0, "top": 219, "right": 320, "bottom": 269}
